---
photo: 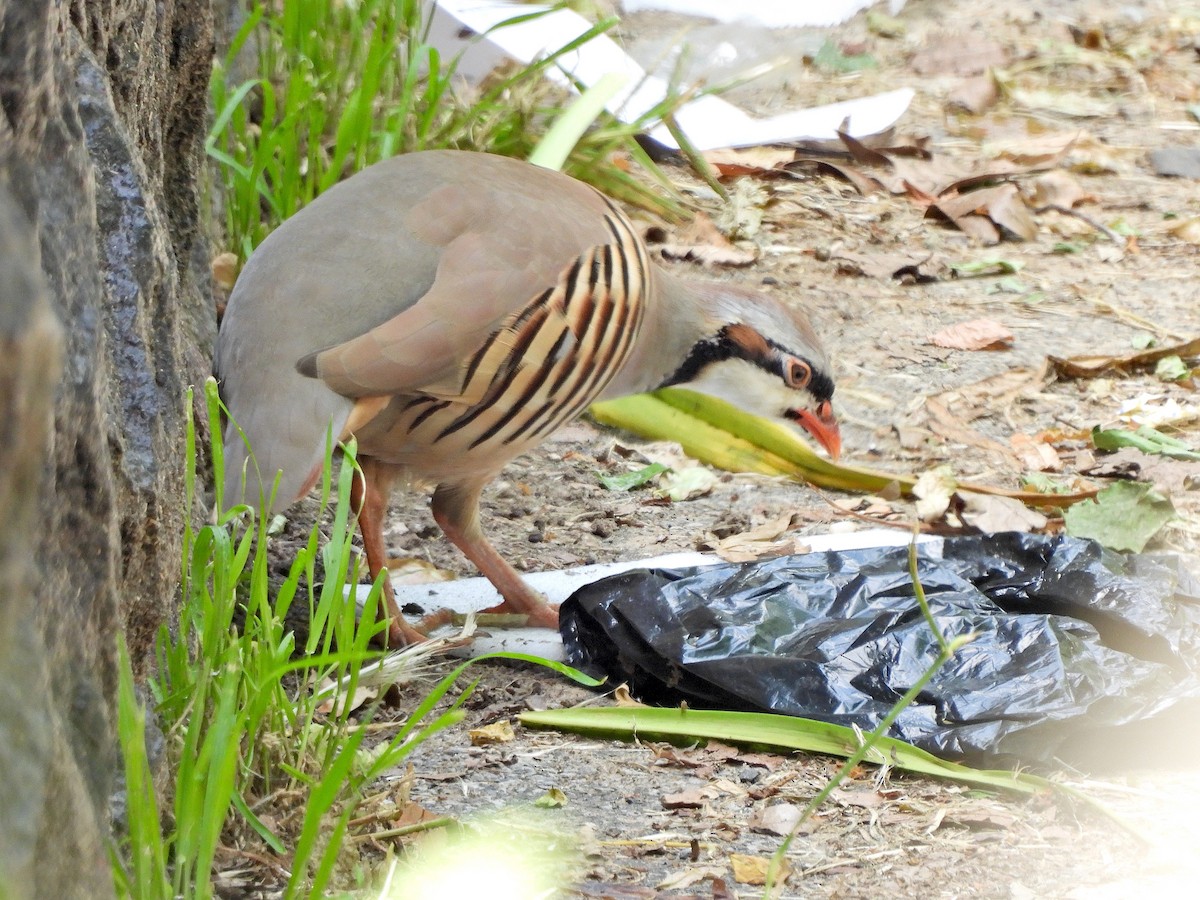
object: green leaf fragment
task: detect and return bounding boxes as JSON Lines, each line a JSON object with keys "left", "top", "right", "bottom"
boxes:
{"left": 533, "top": 787, "right": 568, "bottom": 809}
{"left": 813, "top": 40, "right": 877, "bottom": 73}
{"left": 1063, "top": 481, "right": 1175, "bottom": 552}
{"left": 520, "top": 706, "right": 1049, "bottom": 796}
{"left": 597, "top": 462, "right": 669, "bottom": 491}
{"left": 1130, "top": 332, "right": 1157, "bottom": 350}
{"left": 1154, "top": 355, "right": 1190, "bottom": 382}
{"left": 1020, "top": 472, "right": 1077, "bottom": 495}
{"left": 658, "top": 466, "right": 718, "bottom": 501}
{"left": 866, "top": 9, "right": 906, "bottom": 37}
{"left": 1092, "top": 425, "right": 1200, "bottom": 461}
{"left": 951, "top": 258, "right": 1025, "bottom": 276}
{"left": 986, "top": 277, "right": 1029, "bottom": 294}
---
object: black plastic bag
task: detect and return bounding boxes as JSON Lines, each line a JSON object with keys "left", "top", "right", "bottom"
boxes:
{"left": 559, "top": 533, "right": 1200, "bottom": 766}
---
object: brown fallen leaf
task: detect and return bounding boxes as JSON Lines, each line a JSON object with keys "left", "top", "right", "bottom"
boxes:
{"left": 1084, "top": 447, "right": 1200, "bottom": 495}
{"left": 929, "top": 318, "right": 1014, "bottom": 351}
{"left": 656, "top": 210, "right": 758, "bottom": 267}
{"left": 315, "top": 679, "right": 379, "bottom": 715}
{"left": 703, "top": 146, "right": 797, "bottom": 177}
{"left": 662, "top": 786, "right": 717, "bottom": 809}
{"left": 831, "top": 788, "right": 886, "bottom": 808}
{"left": 613, "top": 683, "right": 647, "bottom": 707}
{"left": 656, "top": 865, "right": 727, "bottom": 891}
{"left": 468, "top": 720, "right": 514, "bottom": 746}
{"left": 1049, "top": 335, "right": 1200, "bottom": 378}
{"left": 1030, "top": 169, "right": 1096, "bottom": 209}
{"left": 1168, "top": 216, "right": 1200, "bottom": 245}
{"left": 947, "top": 75, "right": 999, "bottom": 114}
{"left": 960, "top": 493, "right": 1049, "bottom": 533}
{"left": 730, "top": 853, "right": 790, "bottom": 886}
{"left": 698, "top": 512, "right": 808, "bottom": 562}
{"left": 929, "top": 184, "right": 1038, "bottom": 242}
{"left": 385, "top": 556, "right": 459, "bottom": 585}
{"left": 748, "top": 803, "right": 804, "bottom": 836}
{"left": 987, "top": 132, "right": 1081, "bottom": 167}
{"left": 1011, "top": 433, "right": 1063, "bottom": 472}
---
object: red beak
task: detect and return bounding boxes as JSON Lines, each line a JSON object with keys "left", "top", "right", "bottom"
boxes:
{"left": 791, "top": 401, "right": 841, "bottom": 459}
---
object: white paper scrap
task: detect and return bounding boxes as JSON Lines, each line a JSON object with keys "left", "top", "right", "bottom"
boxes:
{"left": 621, "top": 1, "right": 903, "bottom": 29}
{"left": 428, "top": 0, "right": 913, "bottom": 150}
{"left": 354, "top": 529, "right": 937, "bottom": 660}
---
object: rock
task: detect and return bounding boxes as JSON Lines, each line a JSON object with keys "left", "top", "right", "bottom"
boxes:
{"left": 0, "top": 1, "right": 215, "bottom": 896}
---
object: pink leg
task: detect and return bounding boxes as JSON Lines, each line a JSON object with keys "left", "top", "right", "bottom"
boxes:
{"left": 431, "top": 479, "right": 559, "bottom": 628}
{"left": 351, "top": 458, "right": 433, "bottom": 647}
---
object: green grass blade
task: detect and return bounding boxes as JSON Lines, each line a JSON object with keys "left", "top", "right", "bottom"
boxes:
{"left": 519, "top": 706, "right": 1048, "bottom": 795}
{"left": 529, "top": 72, "right": 629, "bottom": 171}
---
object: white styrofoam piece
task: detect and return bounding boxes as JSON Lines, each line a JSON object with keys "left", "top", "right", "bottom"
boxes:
{"left": 353, "top": 528, "right": 940, "bottom": 660}
{"left": 621, "top": 0, "right": 893, "bottom": 29}
{"left": 427, "top": 0, "right": 913, "bottom": 150}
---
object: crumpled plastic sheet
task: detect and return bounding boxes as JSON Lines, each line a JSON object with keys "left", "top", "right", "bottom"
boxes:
{"left": 559, "top": 533, "right": 1200, "bottom": 765}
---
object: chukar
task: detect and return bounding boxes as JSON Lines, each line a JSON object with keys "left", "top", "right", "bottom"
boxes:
{"left": 215, "top": 150, "right": 840, "bottom": 646}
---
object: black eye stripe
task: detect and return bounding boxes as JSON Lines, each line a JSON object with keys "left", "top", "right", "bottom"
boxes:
{"left": 660, "top": 325, "right": 833, "bottom": 402}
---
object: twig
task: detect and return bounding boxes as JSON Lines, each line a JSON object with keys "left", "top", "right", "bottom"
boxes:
{"left": 347, "top": 816, "right": 456, "bottom": 844}
{"left": 1037, "top": 204, "right": 1125, "bottom": 244}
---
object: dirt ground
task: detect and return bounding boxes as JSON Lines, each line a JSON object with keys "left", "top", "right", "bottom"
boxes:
{"left": 264, "top": 1, "right": 1200, "bottom": 897}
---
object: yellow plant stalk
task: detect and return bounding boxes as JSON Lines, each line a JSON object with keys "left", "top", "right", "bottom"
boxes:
{"left": 591, "top": 388, "right": 1096, "bottom": 508}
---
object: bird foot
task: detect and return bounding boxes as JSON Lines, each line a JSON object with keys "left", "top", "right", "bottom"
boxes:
{"left": 381, "top": 607, "right": 468, "bottom": 649}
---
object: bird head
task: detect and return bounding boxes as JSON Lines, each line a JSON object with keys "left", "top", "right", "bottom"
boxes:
{"left": 660, "top": 305, "right": 841, "bottom": 460}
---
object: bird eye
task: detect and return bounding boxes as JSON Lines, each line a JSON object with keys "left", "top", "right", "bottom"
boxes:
{"left": 785, "top": 359, "right": 812, "bottom": 388}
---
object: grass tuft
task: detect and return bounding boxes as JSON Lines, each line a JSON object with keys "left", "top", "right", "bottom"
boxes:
{"left": 110, "top": 381, "right": 598, "bottom": 896}
{"left": 208, "top": 0, "right": 692, "bottom": 262}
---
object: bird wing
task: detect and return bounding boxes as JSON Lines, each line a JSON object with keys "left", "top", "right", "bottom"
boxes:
{"left": 298, "top": 169, "right": 619, "bottom": 406}
{"left": 301, "top": 226, "right": 583, "bottom": 405}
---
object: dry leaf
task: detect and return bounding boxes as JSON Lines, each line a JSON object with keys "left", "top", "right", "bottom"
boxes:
{"left": 1049, "top": 336, "right": 1200, "bottom": 378}
{"left": 656, "top": 866, "right": 726, "bottom": 891}
{"left": 831, "top": 789, "right": 885, "bottom": 808}
{"left": 961, "top": 493, "right": 1049, "bottom": 533}
{"left": 1030, "top": 170, "right": 1096, "bottom": 209}
{"left": 468, "top": 720, "right": 514, "bottom": 746}
{"left": 1168, "top": 216, "right": 1200, "bottom": 245}
{"left": 913, "top": 466, "right": 957, "bottom": 522}
{"left": 662, "top": 787, "right": 716, "bottom": 809}
{"left": 929, "top": 319, "right": 1014, "bottom": 351}
{"left": 1011, "top": 433, "right": 1063, "bottom": 471}
{"left": 613, "top": 683, "right": 646, "bottom": 707}
{"left": 986, "top": 132, "right": 1080, "bottom": 167}
{"left": 314, "top": 679, "right": 378, "bottom": 715}
{"left": 748, "top": 804, "right": 803, "bottom": 836}
{"left": 703, "top": 146, "right": 796, "bottom": 177}
{"left": 657, "top": 211, "right": 758, "bottom": 267}
{"left": 699, "top": 513, "right": 809, "bottom": 562}
{"left": 947, "top": 75, "right": 998, "bottom": 114}
{"left": 929, "top": 184, "right": 1038, "bottom": 242}
{"left": 385, "top": 556, "right": 459, "bottom": 585}
{"left": 730, "top": 853, "right": 790, "bottom": 886}
{"left": 211, "top": 251, "right": 239, "bottom": 290}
